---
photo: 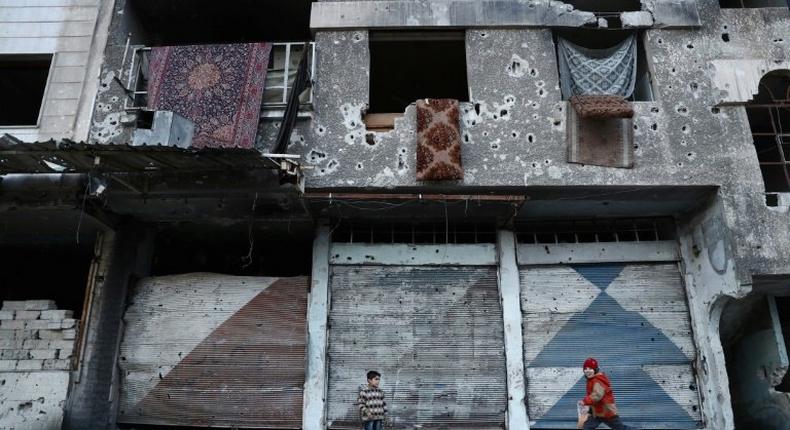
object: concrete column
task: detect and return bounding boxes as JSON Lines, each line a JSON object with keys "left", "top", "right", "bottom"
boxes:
{"left": 496, "top": 230, "right": 530, "bottom": 430}
{"left": 303, "top": 225, "right": 331, "bottom": 430}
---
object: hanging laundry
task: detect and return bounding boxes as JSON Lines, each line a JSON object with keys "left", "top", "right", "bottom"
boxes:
{"left": 558, "top": 36, "right": 637, "bottom": 99}
{"left": 147, "top": 43, "right": 271, "bottom": 149}
{"left": 416, "top": 99, "right": 463, "bottom": 181}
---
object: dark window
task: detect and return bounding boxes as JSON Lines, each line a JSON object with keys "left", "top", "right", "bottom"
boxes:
{"left": 720, "top": 0, "right": 786, "bottom": 8}
{"left": 554, "top": 29, "right": 654, "bottom": 102}
{"left": 368, "top": 31, "right": 469, "bottom": 114}
{"left": 566, "top": 0, "right": 641, "bottom": 11}
{"left": 745, "top": 71, "right": 790, "bottom": 193}
{"left": 0, "top": 55, "right": 52, "bottom": 126}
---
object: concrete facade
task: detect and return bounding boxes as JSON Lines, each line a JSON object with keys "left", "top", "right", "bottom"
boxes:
{"left": 1, "top": 0, "right": 789, "bottom": 429}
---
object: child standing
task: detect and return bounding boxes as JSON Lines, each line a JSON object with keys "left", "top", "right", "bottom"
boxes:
{"left": 578, "top": 357, "right": 636, "bottom": 430}
{"left": 357, "top": 370, "right": 387, "bottom": 430}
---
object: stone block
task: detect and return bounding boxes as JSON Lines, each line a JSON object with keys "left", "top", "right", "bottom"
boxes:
{"left": 0, "top": 320, "right": 25, "bottom": 330}
{"left": 22, "top": 339, "right": 50, "bottom": 350}
{"left": 29, "top": 349, "right": 57, "bottom": 360}
{"left": 46, "top": 321, "right": 63, "bottom": 330}
{"left": 1, "top": 349, "right": 30, "bottom": 360}
{"left": 1, "top": 301, "right": 27, "bottom": 311}
{"left": 41, "top": 310, "right": 74, "bottom": 320}
{"left": 43, "top": 359, "right": 71, "bottom": 370}
{"left": 62, "top": 329, "right": 76, "bottom": 340}
{"left": 15, "top": 359, "right": 45, "bottom": 371}
{"left": 60, "top": 319, "right": 77, "bottom": 329}
{"left": 57, "top": 348, "right": 73, "bottom": 359}
{"left": 49, "top": 340, "right": 74, "bottom": 352}
{"left": 0, "top": 371, "right": 70, "bottom": 428}
{"left": 0, "top": 339, "right": 25, "bottom": 349}
{"left": 0, "top": 310, "right": 14, "bottom": 320}
{"left": 24, "top": 300, "right": 57, "bottom": 311}
{"left": 0, "top": 359, "right": 18, "bottom": 371}
{"left": 24, "top": 320, "right": 52, "bottom": 330}
{"left": 0, "top": 330, "right": 14, "bottom": 339}
{"left": 38, "top": 330, "right": 65, "bottom": 340}
{"left": 14, "top": 310, "right": 41, "bottom": 320}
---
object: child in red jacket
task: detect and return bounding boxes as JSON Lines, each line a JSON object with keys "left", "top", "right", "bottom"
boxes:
{"left": 578, "top": 357, "right": 637, "bottom": 430}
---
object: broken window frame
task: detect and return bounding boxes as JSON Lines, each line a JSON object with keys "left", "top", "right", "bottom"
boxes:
{"left": 0, "top": 54, "right": 55, "bottom": 128}
{"left": 744, "top": 79, "right": 790, "bottom": 196}
{"left": 123, "top": 42, "right": 316, "bottom": 117}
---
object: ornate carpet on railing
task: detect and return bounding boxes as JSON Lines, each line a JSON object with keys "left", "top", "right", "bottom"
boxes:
{"left": 147, "top": 43, "right": 271, "bottom": 149}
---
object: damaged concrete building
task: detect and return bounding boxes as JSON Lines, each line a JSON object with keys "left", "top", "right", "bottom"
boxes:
{"left": 1, "top": 0, "right": 789, "bottom": 429}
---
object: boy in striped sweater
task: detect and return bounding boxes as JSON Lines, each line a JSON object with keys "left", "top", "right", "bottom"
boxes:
{"left": 357, "top": 370, "right": 387, "bottom": 430}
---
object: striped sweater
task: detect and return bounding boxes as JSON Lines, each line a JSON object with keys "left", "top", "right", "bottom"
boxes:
{"left": 357, "top": 384, "right": 387, "bottom": 422}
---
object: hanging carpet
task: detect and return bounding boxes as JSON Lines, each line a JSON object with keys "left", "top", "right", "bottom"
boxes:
{"left": 558, "top": 35, "right": 637, "bottom": 99}
{"left": 147, "top": 43, "right": 271, "bottom": 149}
{"left": 416, "top": 98, "right": 463, "bottom": 181}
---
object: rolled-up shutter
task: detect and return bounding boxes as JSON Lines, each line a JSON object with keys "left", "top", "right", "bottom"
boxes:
{"left": 327, "top": 265, "right": 506, "bottom": 429}
{"left": 117, "top": 273, "right": 307, "bottom": 428}
{"left": 522, "top": 263, "right": 703, "bottom": 429}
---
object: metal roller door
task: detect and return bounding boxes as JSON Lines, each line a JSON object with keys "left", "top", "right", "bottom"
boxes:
{"left": 522, "top": 263, "right": 703, "bottom": 429}
{"left": 327, "top": 265, "right": 507, "bottom": 429}
{"left": 117, "top": 273, "right": 308, "bottom": 428}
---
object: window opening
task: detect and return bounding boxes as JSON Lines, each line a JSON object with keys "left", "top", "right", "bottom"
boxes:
{"left": 124, "top": 43, "right": 315, "bottom": 115}
{"left": 719, "top": 0, "right": 787, "bottom": 8}
{"left": 332, "top": 221, "right": 497, "bottom": 245}
{"left": 0, "top": 54, "right": 53, "bottom": 127}
{"left": 368, "top": 31, "right": 469, "bottom": 116}
{"left": 516, "top": 218, "right": 675, "bottom": 244}
{"left": 745, "top": 70, "right": 790, "bottom": 194}
{"left": 554, "top": 29, "right": 654, "bottom": 102}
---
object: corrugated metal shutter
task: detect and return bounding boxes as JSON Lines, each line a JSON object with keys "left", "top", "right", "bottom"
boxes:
{"left": 327, "top": 266, "right": 506, "bottom": 429}
{"left": 117, "top": 273, "right": 307, "bottom": 428}
{"left": 521, "top": 263, "right": 703, "bottom": 429}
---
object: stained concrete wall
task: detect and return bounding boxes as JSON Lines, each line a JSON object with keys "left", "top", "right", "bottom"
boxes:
{"left": 0, "top": 0, "right": 113, "bottom": 142}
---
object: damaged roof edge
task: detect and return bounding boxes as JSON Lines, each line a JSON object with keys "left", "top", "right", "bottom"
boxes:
{"left": 309, "top": 0, "right": 700, "bottom": 31}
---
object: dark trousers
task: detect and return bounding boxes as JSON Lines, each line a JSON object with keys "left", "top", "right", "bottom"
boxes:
{"left": 363, "top": 419, "right": 383, "bottom": 430}
{"left": 583, "top": 415, "right": 637, "bottom": 430}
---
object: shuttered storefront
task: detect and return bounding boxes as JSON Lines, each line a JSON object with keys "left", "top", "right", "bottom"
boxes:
{"left": 521, "top": 260, "right": 703, "bottom": 429}
{"left": 327, "top": 264, "right": 507, "bottom": 429}
{"left": 117, "top": 273, "right": 308, "bottom": 428}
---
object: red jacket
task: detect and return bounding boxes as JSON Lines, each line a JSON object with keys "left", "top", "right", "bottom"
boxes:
{"left": 582, "top": 372, "right": 619, "bottom": 419}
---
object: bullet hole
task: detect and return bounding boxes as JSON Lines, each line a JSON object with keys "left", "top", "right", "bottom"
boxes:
{"left": 356, "top": 163, "right": 363, "bottom": 170}
{"left": 483, "top": 131, "right": 489, "bottom": 137}
{"left": 677, "top": 162, "right": 683, "bottom": 167}
{"left": 689, "top": 82, "right": 698, "bottom": 91}
{"left": 650, "top": 123, "right": 658, "bottom": 131}
{"left": 544, "top": 159, "right": 550, "bottom": 164}
{"left": 532, "top": 162, "right": 538, "bottom": 168}
{"left": 511, "top": 131, "right": 519, "bottom": 138}
{"left": 365, "top": 133, "right": 376, "bottom": 146}
{"left": 474, "top": 103, "right": 481, "bottom": 115}
{"left": 327, "top": 160, "right": 338, "bottom": 169}
{"left": 480, "top": 31, "right": 488, "bottom": 38}
{"left": 553, "top": 119, "right": 562, "bottom": 126}
{"left": 671, "top": 67, "right": 676, "bottom": 74}
{"left": 538, "top": 89, "right": 545, "bottom": 97}
{"left": 533, "top": 113, "right": 539, "bottom": 120}
{"left": 505, "top": 95, "right": 516, "bottom": 104}
{"left": 349, "top": 121, "right": 356, "bottom": 127}
{"left": 530, "top": 68, "right": 538, "bottom": 77}
{"left": 773, "top": 38, "right": 784, "bottom": 43}
{"left": 500, "top": 109, "right": 508, "bottom": 117}
{"left": 491, "top": 143, "right": 499, "bottom": 150}
{"left": 657, "top": 38, "right": 663, "bottom": 45}
{"left": 634, "top": 124, "right": 638, "bottom": 130}
{"left": 532, "top": 102, "right": 538, "bottom": 108}
{"left": 711, "top": 107, "right": 720, "bottom": 114}
{"left": 633, "top": 144, "right": 639, "bottom": 150}
{"left": 721, "top": 33, "right": 730, "bottom": 42}
{"left": 400, "top": 148, "right": 407, "bottom": 154}
{"left": 463, "top": 132, "right": 471, "bottom": 143}
{"left": 676, "top": 106, "right": 688, "bottom": 114}
{"left": 527, "top": 133, "right": 535, "bottom": 143}
{"left": 681, "top": 125, "right": 689, "bottom": 133}
{"left": 650, "top": 107, "right": 660, "bottom": 113}
{"left": 352, "top": 32, "right": 363, "bottom": 42}
{"left": 686, "top": 43, "right": 694, "bottom": 50}
{"left": 689, "top": 384, "right": 697, "bottom": 391}
{"left": 668, "top": 85, "right": 673, "bottom": 90}
{"left": 308, "top": 150, "right": 327, "bottom": 162}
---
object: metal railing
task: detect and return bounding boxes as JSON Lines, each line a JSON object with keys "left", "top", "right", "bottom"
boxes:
{"left": 123, "top": 42, "right": 315, "bottom": 113}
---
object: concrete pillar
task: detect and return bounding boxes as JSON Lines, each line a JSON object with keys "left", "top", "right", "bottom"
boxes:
{"left": 303, "top": 225, "right": 331, "bottom": 430}
{"left": 496, "top": 230, "right": 530, "bottom": 430}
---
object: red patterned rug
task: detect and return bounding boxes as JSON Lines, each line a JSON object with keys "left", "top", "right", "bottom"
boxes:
{"left": 416, "top": 99, "right": 463, "bottom": 181}
{"left": 147, "top": 43, "right": 271, "bottom": 149}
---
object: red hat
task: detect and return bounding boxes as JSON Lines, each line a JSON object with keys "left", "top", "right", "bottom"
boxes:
{"left": 583, "top": 357, "right": 598, "bottom": 369}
